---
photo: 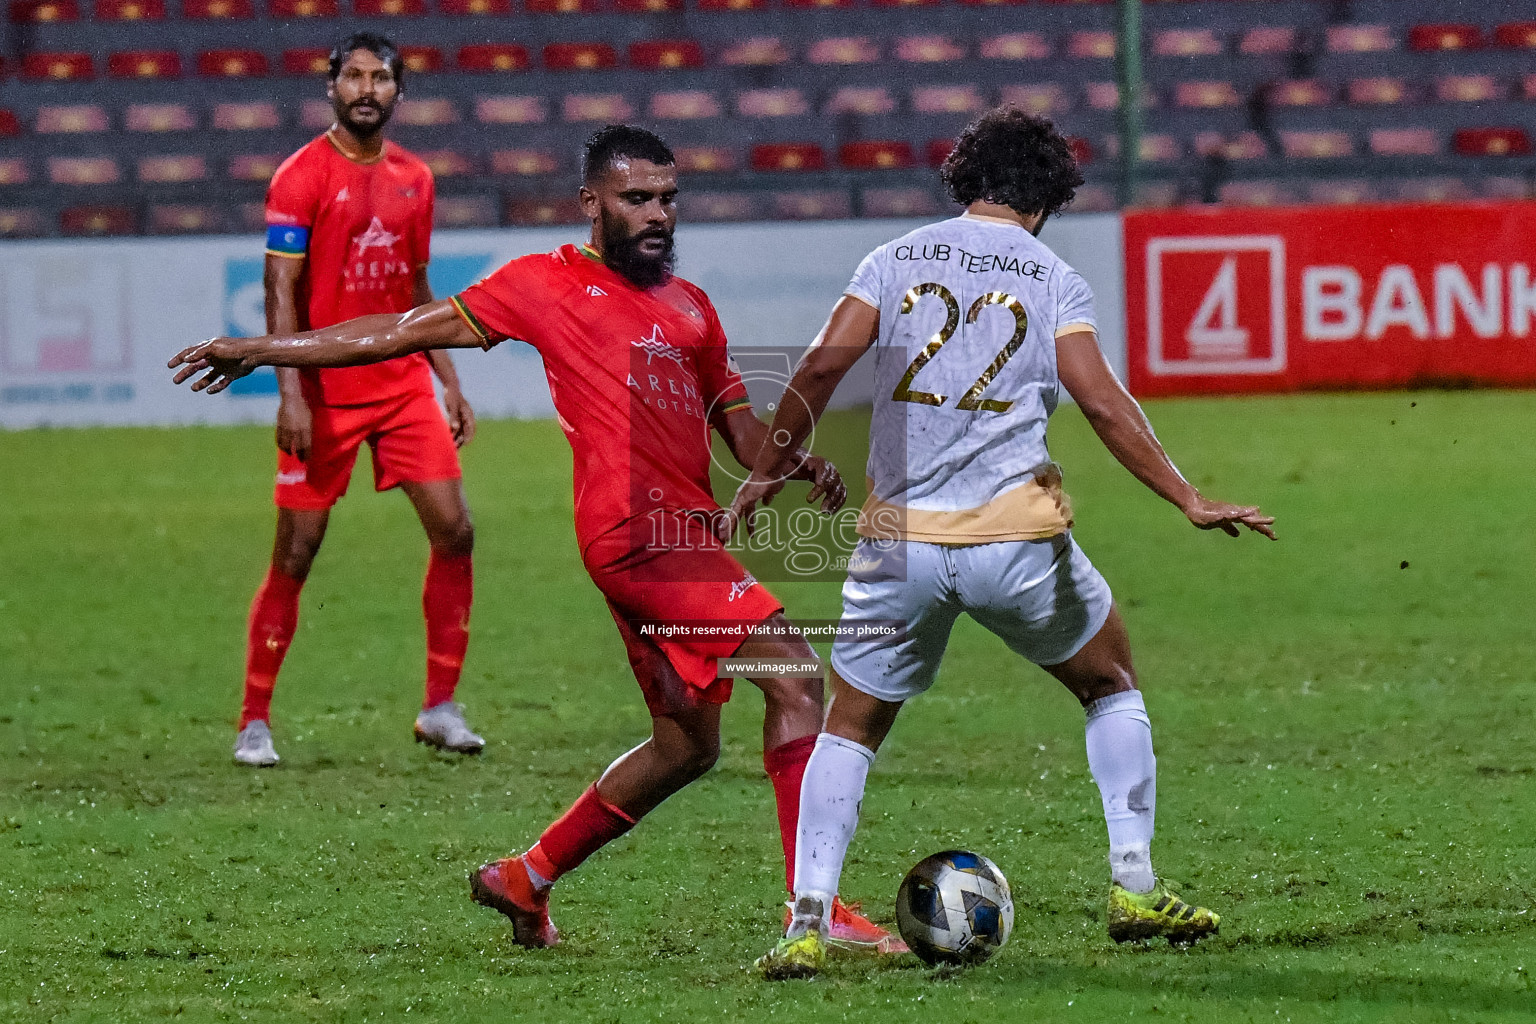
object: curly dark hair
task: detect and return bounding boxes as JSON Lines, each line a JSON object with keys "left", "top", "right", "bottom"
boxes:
{"left": 941, "top": 107, "right": 1084, "bottom": 220}
{"left": 582, "top": 124, "right": 675, "bottom": 182}
{"left": 328, "top": 32, "right": 404, "bottom": 87}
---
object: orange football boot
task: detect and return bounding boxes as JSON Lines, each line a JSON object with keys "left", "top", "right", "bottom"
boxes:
{"left": 784, "top": 896, "right": 908, "bottom": 954}
{"left": 470, "top": 856, "right": 560, "bottom": 948}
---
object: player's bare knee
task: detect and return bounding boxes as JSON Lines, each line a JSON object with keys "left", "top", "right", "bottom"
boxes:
{"left": 431, "top": 517, "right": 474, "bottom": 558}
{"left": 1072, "top": 667, "right": 1137, "bottom": 707}
{"left": 755, "top": 673, "right": 824, "bottom": 716}
{"left": 275, "top": 535, "right": 323, "bottom": 579}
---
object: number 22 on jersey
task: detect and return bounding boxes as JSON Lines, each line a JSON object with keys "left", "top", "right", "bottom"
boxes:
{"left": 890, "top": 282, "right": 1028, "bottom": 413}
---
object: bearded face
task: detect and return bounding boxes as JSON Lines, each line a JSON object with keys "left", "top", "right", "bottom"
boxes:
{"left": 599, "top": 206, "right": 676, "bottom": 289}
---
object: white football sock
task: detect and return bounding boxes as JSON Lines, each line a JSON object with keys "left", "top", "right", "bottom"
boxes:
{"left": 1084, "top": 689, "right": 1157, "bottom": 894}
{"left": 789, "top": 732, "right": 875, "bottom": 936}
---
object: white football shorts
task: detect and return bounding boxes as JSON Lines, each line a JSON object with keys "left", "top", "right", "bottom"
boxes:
{"left": 829, "top": 533, "right": 1113, "bottom": 703}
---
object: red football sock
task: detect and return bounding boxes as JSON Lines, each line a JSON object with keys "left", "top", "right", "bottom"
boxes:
{"left": 764, "top": 734, "right": 817, "bottom": 892}
{"left": 525, "top": 785, "right": 638, "bottom": 884}
{"left": 240, "top": 567, "right": 304, "bottom": 729}
{"left": 422, "top": 551, "right": 473, "bottom": 709}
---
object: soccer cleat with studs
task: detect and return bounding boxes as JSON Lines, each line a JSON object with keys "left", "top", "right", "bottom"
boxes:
{"left": 756, "top": 930, "right": 827, "bottom": 980}
{"left": 233, "top": 720, "right": 280, "bottom": 767}
{"left": 469, "top": 856, "right": 560, "bottom": 948}
{"left": 1106, "top": 880, "right": 1220, "bottom": 945}
{"left": 414, "top": 701, "right": 485, "bottom": 754}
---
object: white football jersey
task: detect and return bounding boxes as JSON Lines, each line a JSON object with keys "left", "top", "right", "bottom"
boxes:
{"left": 844, "top": 213, "right": 1098, "bottom": 542}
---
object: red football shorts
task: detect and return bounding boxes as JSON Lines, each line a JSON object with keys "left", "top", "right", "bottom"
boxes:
{"left": 584, "top": 516, "right": 784, "bottom": 716}
{"left": 274, "top": 388, "right": 461, "bottom": 511}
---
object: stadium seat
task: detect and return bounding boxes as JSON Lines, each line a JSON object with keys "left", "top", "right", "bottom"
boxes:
{"left": 769, "top": 190, "right": 851, "bottom": 220}
{"left": 50, "top": 156, "right": 121, "bottom": 185}
{"left": 35, "top": 104, "right": 110, "bottom": 133}
{"left": 108, "top": 51, "right": 182, "bottom": 79}
{"left": 0, "top": 158, "right": 31, "bottom": 184}
{"left": 861, "top": 186, "right": 941, "bottom": 217}
{"left": 1193, "top": 131, "right": 1268, "bottom": 160}
{"left": 270, "top": 0, "right": 338, "bottom": 14}
{"left": 874, "top": 0, "right": 938, "bottom": 6}
{"left": 1067, "top": 136, "right": 1093, "bottom": 165}
{"left": 1522, "top": 74, "right": 1536, "bottom": 101}
{"left": 807, "top": 38, "right": 880, "bottom": 64}
{"left": 825, "top": 86, "right": 895, "bottom": 116}
{"left": 1346, "top": 77, "right": 1410, "bottom": 105}
{"left": 1393, "top": 176, "right": 1474, "bottom": 203}
{"left": 784, "top": 0, "right": 853, "bottom": 7}
{"left": 137, "top": 154, "right": 208, "bottom": 182}
{"left": 925, "top": 138, "right": 955, "bottom": 167}
{"left": 394, "top": 98, "right": 459, "bottom": 125}
{"left": 1453, "top": 128, "right": 1532, "bottom": 157}
{"left": 1482, "top": 176, "right": 1531, "bottom": 199}
{"left": 234, "top": 203, "right": 266, "bottom": 231}
{"left": 911, "top": 84, "right": 985, "bottom": 114}
{"left": 214, "top": 102, "right": 280, "bottom": 130}
{"left": 0, "top": 207, "right": 46, "bottom": 236}
{"left": 1066, "top": 31, "right": 1115, "bottom": 59}
{"left": 418, "top": 150, "right": 476, "bottom": 177}
{"left": 228, "top": 154, "right": 282, "bottom": 180}
{"left": 183, "top": 0, "right": 253, "bottom": 17}
{"left": 1070, "top": 184, "right": 1114, "bottom": 213}
{"left": 1084, "top": 82, "right": 1120, "bottom": 110}
{"left": 1268, "top": 80, "right": 1332, "bottom": 107}
{"left": 687, "top": 191, "right": 759, "bottom": 221}
{"left": 1408, "top": 24, "right": 1483, "bottom": 52}
{"left": 434, "top": 196, "right": 498, "bottom": 228}
{"left": 978, "top": 32, "right": 1050, "bottom": 60}
{"left": 438, "top": 0, "right": 511, "bottom": 13}
{"left": 1327, "top": 25, "right": 1394, "bottom": 53}
{"left": 650, "top": 91, "right": 721, "bottom": 119}
{"left": 629, "top": 40, "right": 705, "bottom": 70}
{"left": 544, "top": 43, "right": 617, "bottom": 71}
{"left": 893, "top": 35, "right": 965, "bottom": 63}
{"left": 1435, "top": 75, "right": 1504, "bottom": 103}
{"left": 490, "top": 149, "right": 560, "bottom": 175}
{"left": 505, "top": 197, "right": 583, "bottom": 226}
{"left": 1239, "top": 26, "right": 1296, "bottom": 55}
{"left": 1494, "top": 23, "right": 1536, "bottom": 49}
{"left": 1174, "top": 81, "right": 1242, "bottom": 108}
{"left": 0, "top": 110, "right": 21, "bottom": 137}
{"left": 8, "top": 0, "right": 77, "bottom": 22}
{"left": 22, "top": 53, "right": 94, "bottom": 80}
{"left": 400, "top": 46, "right": 443, "bottom": 74}
{"left": 300, "top": 99, "right": 334, "bottom": 128}
{"left": 126, "top": 103, "right": 195, "bottom": 132}
{"left": 562, "top": 93, "right": 634, "bottom": 121}
{"left": 1217, "top": 181, "right": 1294, "bottom": 207}
{"left": 475, "top": 95, "right": 548, "bottom": 123}
{"left": 61, "top": 205, "right": 136, "bottom": 236}
{"left": 673, "top": 145, "right": 735, "bottom": 172}
{"left": 958, "top": 0, "right": 1028, "bottom": 6}
{"left": 696, "top": 0, "right": 767, "bottom": 9}
{"left": 283, "top": 48, "right": 331, "bottom": 75}
{"left": 751, "top": 143, "right": 826, "bottom": 172}
{"left": 737, "top": 89, "right": 808, "bottom": 117}
{"left": 1370, "top": 127, "right": 1440, "bottom": 156}
{"left": 458, "top": 44, "right": 530, "bottom": 72}
{"left": 1152, "top": 29, "right": 1222, "bottom": 58}
{"left": 148, "top": 205, "right": 223, "bottom": 234}
{"left": 96, "top": 0, "right": 165, "bottom": 19}
{"left": 1306, "top": 179, "right": 1377, "bottom": 205}
{"left": 1099, "top": 133, "right": 1178, "bottom": 162}
{"left": 524, "top": 0, "right": 599, "bottom": 13}
{"left": 354, "top": 0, "right": 425, "bottom": 14}
{"left": 616, "top": 0, "right": 682, "bottom": 10}
{"left": 1000, "top": 83, "right": 1069, "bottom": 115}
{"left": 1280, "top": 130, "right": 1354, "bottom": 159}
{"left": 197, "top": 50, "right": 269, "bottom": 77}
{"left": 839, "top": 141, "right": 914, "bottom": 170}
{"left": 719, "top": 38, "right": 788, "bottom": 66}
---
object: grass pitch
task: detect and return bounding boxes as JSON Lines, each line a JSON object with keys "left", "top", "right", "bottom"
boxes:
{"left": 2, "top": 392, "right": 1534, "bottom": 1023}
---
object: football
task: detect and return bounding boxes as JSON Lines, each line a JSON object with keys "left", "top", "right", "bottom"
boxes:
{"left": 895, "top": 850, "right": 1015, "bottom": 966}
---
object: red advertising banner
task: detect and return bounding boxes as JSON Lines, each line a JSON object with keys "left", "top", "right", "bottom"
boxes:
{"left": 1124, "top": 202, "right": 1536, "bottom": 397}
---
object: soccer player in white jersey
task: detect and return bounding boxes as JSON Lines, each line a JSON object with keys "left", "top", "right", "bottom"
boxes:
{"left": 724, "top": 108, "right": 1277, "bottom": 978}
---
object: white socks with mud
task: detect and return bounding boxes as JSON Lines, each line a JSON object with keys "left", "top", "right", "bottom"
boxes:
{"left": 788, "top": 733, "right": 875, "bottom": 935}
{"left": 1085, "top": 689, "right": 1158, "bottom": 894}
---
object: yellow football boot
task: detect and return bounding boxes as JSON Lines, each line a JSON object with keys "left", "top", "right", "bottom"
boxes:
{"left": 1107, "top": 880, "right": 1221, "bottom": 945}
{"left": 755, "top": 930, "right": 827, "bottom": 980}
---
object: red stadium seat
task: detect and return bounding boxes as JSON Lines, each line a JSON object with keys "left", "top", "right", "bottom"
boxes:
{"left": 1522, "top": 74, "right": 1536, "bottom": 102}
{"left": 736, "top": 88, "right": 808, "bottom": 117}
{"left": 1434, "top": 75, "right": 1504, "bottom": 103}
{"left": 1453, "top": 128, "right": 1533, "bottom": 157}
{"left": 824, "top": 86, "right": 895, "bottom": 116}
{"left": 1152, "top": 28, "right": 1222, "bottom": 57}
{"left": 354, "top": 0, "right": 424, "bottom": 13}
{"left": 62, "top": 205, "right": 136, "bottom": 236}
{"left": 673, "top": 146, "right": 735, "bottom": 173}
{"left": 687, "top": 192, "right": 759, "bottom": 222}
{"left": 978, "top": 32, "right": 1050, "bottom": 60}
{"left": 183, "top": 0, "right": 254, "bottom": 17}
{"left": 1268, "top": 80, "right": 1332, "bottom": 107}
{"left": 784, "top": 0, "right": 852, "bottom": 7}
{"left": 270, "top": 0, "right": 337, "bottom": 14}
{"left": 108, "top": 50, "right": 182, "bottom": 79}
{"left": 806, "top": 37, "right": 879, "bottom": 65}
{"left": 213, "top": 102, "right": 281, "bottom": 130}
{"left": 1280, "top": 130, "right": 1354, "bottom": 159}
{"left": 1494, "top": 23, "right": 1536, "bottom": 49}
{"left": 1346, "top": 77, "right": 1410, "bottom": 105}
{"left": 874, "top": 0, "right": 939, "bottom": 7}
{"left": 769, "top": 190, "right": 851, "bottom": 220}
{"left": 22, "top": 53, "right": 94, "bottom": 80}
{"left": 893, "top": 35, "right": 964, "bottom": 63}
{"left": 434, "top": 196, "right": 499, "bottom": 229}
{"left": 1369, "top": 127, "right": 1440, "bottom": 156}
{"left": 562, "top": 93, "right": 634, "bottom": 122}
{"left": 126, "top": 103, "right": 195, "bottom": 132}
{"left": 393, "top": 98, "right": 459, "bottom": 125}
{"left": 1193, "top": 131, "right": 1267, "bottom": 160}
{"left": 0, "top": 207, "right": 47, "bottom": 236}
{"left": 1327, "top": 25, "right": 1394, "bottom": 53}
{"left": 228, "top": 154, "right": 283, "bottom": 180}
{"left": 926, "top": 138, "right": 955, "bottom": 166}
{"left": 1066, "top": 31, "right": 1115, "bottom": 59}
{"left": 719, "top": 38, "right": 787, "bottom": 66}
{"left": 1408, "top": 24, "right": 1483, "bottom": 52}
{"left": 9, "top": 0, "right": 77, "bottom": 22}
{"left": 543, "top": 43, "right": 617, "bottom": 71}
{"left": 1067, "top": 136, "right": 1093, "bottom": 165}
{"left": 629, "top": 40, "right": 705, "bottom": 70}
{"left": 1001, "top": 83, "right": 1070, "bottom": 116}
{"left": 839, "top": 141, "right": 914, "bottom": 171}
{"left": 35, "top": 104, "right": 110, "bottom": 133}
{"left": 491, "top": 149, "right": 560, "bottom": 175}
{"left": 96, "top": 0, "right": 165, "bottom": 19}
{"left": 1084, "top": 82, "right": 1121, "bottom": 110}
{"left": 283, "top": 49, "right": 331, "bottom": 75}
{"left": 1100, "top": 133, "right": 1179, "bottom": 162}
{"left": 400, "top": 46, "right": 443, "bottom": 73}
{"left": 438, "top": 0, "right": 510, "bottom": 12}
{"left": 912, "top": 85, "right": 985, "bottom": 115}
{"left": 197, "top": 50, "right": 269, "bottom": 77}
{"left": 616, "top": 0, "right": 681, "bottom": 10}
{"left": 458, "top": 44, "right": 530, "bottom": 72}
{"left": 648, "top": 90, "right": 722, "bottom": 119}
{"left": 696, "top": 0, "right": 766, "bottom": 8}
{"left": 524, "top": 0, "right": 599, "bottom": 12}
{"left": 958, "top": 0, "right": 1027, "bottom": 6}
{"left": 751, "top": 143, "right": 826, "bottom": 172}
{"left": 505, "top": 197, "right": 584, "bottom": 226}
{"left": 0, "top": 110, "right": 21, "bottom": 137}
{"left": 0, "top": 158, "right": 31, "bottom": 184}
{"left": 1174, "top": 80, "right": 1242, "bottom": 108}
{"left": 861, "top": 187, "right": 941, "bottom": 218}
{"left": 148, "top": 205, "right": 224, "bottom": 234}
{"left": 138, "top": 154, "right": 209, "bottom": 182}
{"left": 475, "top": 95, "right": 548, "bottom": 124}
{"left": 50, "top": 156, "right": 121, "bottom": 185}
{"left": 1239, "top": 27, "right": 1296, "bottom": 55}
{"left": 418, "top": 151, "right": 477, "bottom": 177}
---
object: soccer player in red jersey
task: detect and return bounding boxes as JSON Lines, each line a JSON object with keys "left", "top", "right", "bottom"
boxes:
{"left": 172, "top": 125, "right": 904, "bottom": 953}
{"left": 233, "top": 33, "right": 483, "bottom": 768}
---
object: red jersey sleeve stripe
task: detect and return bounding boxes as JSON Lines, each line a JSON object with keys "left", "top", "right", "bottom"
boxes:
{"left": 450, "top": 294, "right": 498, "bottom": 350}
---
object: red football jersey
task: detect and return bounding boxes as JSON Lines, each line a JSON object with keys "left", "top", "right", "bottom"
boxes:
{"left": 453, "top": 244, "right": 752, "bottom": 552}
{"left": 266, "top": 132, "right": 435, "bottom": 406}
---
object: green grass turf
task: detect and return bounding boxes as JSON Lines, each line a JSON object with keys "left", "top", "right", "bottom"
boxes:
{"left": 2, "top": 391, "right": 1534, "bottom": 1023}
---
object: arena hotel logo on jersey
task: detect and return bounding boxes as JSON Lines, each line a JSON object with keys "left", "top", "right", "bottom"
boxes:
{"left": 344, "top": 217, "right": 412, "bottom": 293}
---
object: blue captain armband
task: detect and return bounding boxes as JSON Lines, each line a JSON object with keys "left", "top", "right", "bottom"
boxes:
{"left": 265, "top": 223, "right": 310, "bottom": 258}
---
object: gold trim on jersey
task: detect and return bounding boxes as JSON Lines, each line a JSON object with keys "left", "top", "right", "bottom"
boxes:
{"left": 855, "top": 466, "right": 1073, "bottom": 545}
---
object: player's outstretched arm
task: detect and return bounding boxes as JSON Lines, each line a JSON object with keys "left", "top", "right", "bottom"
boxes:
{"left": 1057, "top": 329, "right": 1276, "bottom": 540}
{"left": 168, "top": 299, "right": 484, "bottom": 395}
